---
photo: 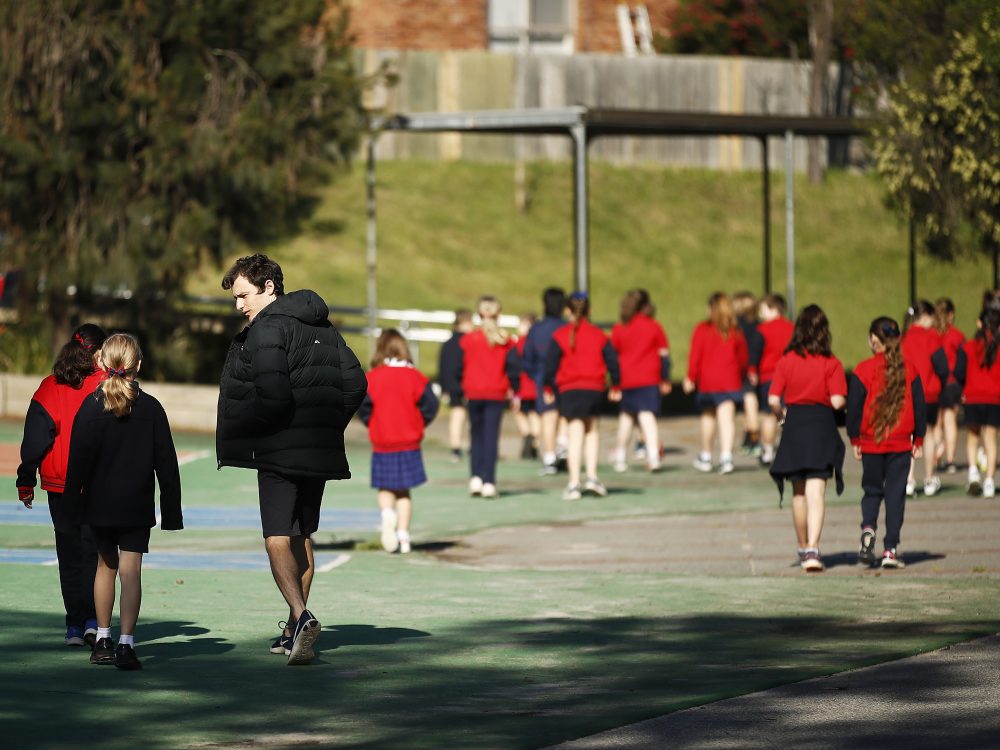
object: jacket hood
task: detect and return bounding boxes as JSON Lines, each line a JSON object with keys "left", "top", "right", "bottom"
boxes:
{"left": 259, "top": 290, "right": 330, "bottom": 325}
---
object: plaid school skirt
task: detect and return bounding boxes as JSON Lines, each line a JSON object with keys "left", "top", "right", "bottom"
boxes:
{"left": 371, "top": 449, "right": 427, "bottom": 490}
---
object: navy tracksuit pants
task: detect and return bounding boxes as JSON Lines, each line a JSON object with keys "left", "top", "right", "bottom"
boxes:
{"left": 860, "top": 452, "right": 910, "bottom": 550}
{"left": 468, "top": 399, "right": 505, "bottom": 484}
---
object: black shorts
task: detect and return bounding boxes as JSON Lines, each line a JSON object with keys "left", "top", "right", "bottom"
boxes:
{"left": 92, "top": 525, "right": 150, "bottom": 556}
{"left": 258, "top": 470, "right": 326, "bottom": 538}
{"left": 519, "top": 397, "right": 538, "bottom": 414}
{"left": 939, "top": 382, "right": 963, "bottom": 409}
{"left": 559, "top": 389, "right": 604, "bottom": 420}
{"left": 963, "top": 403, "right": 1000, "bottom": 428}
{"left": 785, "top": 469, "right": 833, "bottom": 484}
{"left": 926, "top": 402, "right": 940, "bottom": 426}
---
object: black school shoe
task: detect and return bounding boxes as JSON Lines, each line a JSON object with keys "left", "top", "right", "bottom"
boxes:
{"left": 286, "top": 609, "right": 320, "bottom": 666}
{"left": 90, "top": 637, "right": 115, "bottom": 665}
{"left": 114, "top": 643, "right": 142, "bottom": 671}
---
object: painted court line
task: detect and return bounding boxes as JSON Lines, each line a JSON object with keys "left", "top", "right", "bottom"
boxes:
{"left": 0, "top": 548, "right": 351, "bottom": 572}
{"left": 177, "top": 449, "right": 212, "bottom": 466}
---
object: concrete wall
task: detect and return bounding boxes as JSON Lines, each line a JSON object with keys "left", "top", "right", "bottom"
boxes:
{"left": 0, "top": 375, "right": 219, "bottom": 434}
{"left": 363, "top": 49, "right": 838, "bottom": 170}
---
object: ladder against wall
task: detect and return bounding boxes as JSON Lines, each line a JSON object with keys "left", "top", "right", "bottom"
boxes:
{"left": 617, "top": 4, "right": 654, "bottom": 57}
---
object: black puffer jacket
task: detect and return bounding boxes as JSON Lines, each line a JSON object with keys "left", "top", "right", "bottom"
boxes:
{"left": 216, "top": 290, "right": 367, "bottom": 479}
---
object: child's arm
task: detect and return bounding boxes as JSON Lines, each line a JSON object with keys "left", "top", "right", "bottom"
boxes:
{"left": 910, "top": 375, "right": 927, "bottom": 454}
{"left": 153, "top": 403, "right": 183, "bottom": 531}
{"left": 953, "top": 347, "right": 967, "bottom": 386}
{"left": 16, "top": 400, "right": 56, "bottom": 506}
{"left": 846, "top": 371, "right": 866, "bottom": 458}
{"left": 505, "top": 346, "right": 521, "bottom": 394}
{"left": 418, "top": 382, "right": 440, "bottom": 426}
{"left": 357, "top": 394, "right": 374, "bottom": 426}
{"left": 931, "top": 347, "right": 949, "bottom": 385}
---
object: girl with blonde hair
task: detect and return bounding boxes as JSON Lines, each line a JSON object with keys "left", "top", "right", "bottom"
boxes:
{"left": 63, "top": 333, "right": 183, "bottom": 670}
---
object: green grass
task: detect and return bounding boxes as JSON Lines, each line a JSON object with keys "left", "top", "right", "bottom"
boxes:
{"left": 187, "top": 161, "right": 990, "bottom": 375}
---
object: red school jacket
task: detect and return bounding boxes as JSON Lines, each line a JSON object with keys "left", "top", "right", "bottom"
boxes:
{"left": 460, "top": 329, "right": 515, "bottom": 401}
{"left": 550, "top": 319, "right": 620, "bottom": 392}
{"left": 847, "top": 352, "right": 926, "bottom": 453}
{"left": 902, "top": 325, "right": 944, "bottom": 404}
{"left": 941, "top": 324, "right": 966, "bottom": 384}
{"left": 686, "top": 321, "right": 748, "bottom": 393}
{"left": 769, "top": 351, "right": 847, "bottom": 407}
{"left": 16, "top": 370, "right": 106, "bottom": 492}
{"left": 757, "top": 318, "right": 795, "bottom": 383}
{"left": 361, "top": 362, "right": 438, "bottom": 453}
{"left": 611, "top": 312, "right": 670, "bottom": 390}
{"left": 957, "top": 338, "right": 1000, "bottom": 405}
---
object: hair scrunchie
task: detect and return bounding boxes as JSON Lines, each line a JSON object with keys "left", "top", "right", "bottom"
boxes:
{"left": 74, "top": 333, "right": 94, "bottom": 351}
{"left": 106, "top": 367, "right": 127, "bottom": 378}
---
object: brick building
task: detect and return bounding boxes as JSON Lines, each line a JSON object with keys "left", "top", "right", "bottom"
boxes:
{"left": 347, "top": 1, "right": 677, "bottom": 55}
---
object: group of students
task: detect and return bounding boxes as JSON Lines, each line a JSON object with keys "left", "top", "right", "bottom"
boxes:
{"left": 17, "top": 326, "right": 182, "bottom": 669}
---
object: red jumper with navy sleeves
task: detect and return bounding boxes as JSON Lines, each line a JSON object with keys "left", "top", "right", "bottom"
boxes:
{"left": 363, "top": 364, "right": 435, "bottom": 453}
{"left": 515, "top": 337, "right": 538, "bottom": 401}
{"left": 460, "top": 330, "right": 515, "bottom": 401}
{"left": 769, "top": 352, "right": 847, "bottom": 406}
{"left": 551, "top": 319, "right": 616, "bottom": 392}
{"left": 611, "top": 312, "right": 670, "bottom": 389}
{"left": 956, "top": 338, "right": 1000, "bottom": 405}
{"left": 902, "top": 325, "right": 944, "bottom": 404}
{"left": 756, "top": 318, "right": 795, "bottom": 383}
{"left": 847, "top": 353, "right": 927, "bottom": 453}
{"left": 686, "top": 322, "right": 748, "bottom": 393}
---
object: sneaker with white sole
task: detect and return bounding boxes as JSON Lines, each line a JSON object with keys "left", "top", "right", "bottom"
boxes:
{"left": 469, "top": 476, "right": 483, "bottom": 496}
{"left": 977, "top": 446, "right": 988, "bottom": 475}
{"left": 801, "top": 549, "right": 825, "bottom": 572}
{"left": 692, "top": 456, "right": 713, "bottom": 473}
{"left": 718, "top": 460, "right": 734, "bottom": 475}
{"left": 858, "top": 527, "right": 876, "bottom": 566}
{"left": 583, "top": 477, "right": 608, "bottom": 497}
{"left": 562, "top": 483, "right": 582, "bottom": 501}
{"left": 647, "top": 457, "right": 662, "bottom": 473}
{"left": 380, "top": 508, "right": 399, "bottom": 553}
{"left": 397, "top": 532, "right": 412, "bottom": 554}
{"left": 881, "top": 548, "right": 905, "bottom": 569}
{"left": 480, "top": 483, "right": 497, "bottom": 499}
{"left": 968, "top": 468, "right": 983, "bottom": 497}
{"left": 287, "top": 609, "right": 320, "bottom": 666}
{"left": 64, "top": 625, "right": 86, "bottom": 647}
{"left": 612, "top": 448, "right": 628, "bottom": 473}
{"left": 923, "top": 476, "right": 941, "bottom": 497}
{"left": 984, "top": 477, "right": 996, "bottom": 498}
{"left": 270, "top": 621, "right": 291, "bottom": 655}
{"left": 905, "top": 479, "right": 916, "bottom": 497}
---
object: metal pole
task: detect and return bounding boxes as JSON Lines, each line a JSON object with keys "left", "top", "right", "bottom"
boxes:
{"left": 571, "top": 122, "right": 589, "bottom": 293}
{"left": 761, "top": 136, "right": 772, "bottom": 295}
{"left": 784, "top": 130, "right": 795, "bottom": 316}
{"left": 908, "top": 216, "right": 917, "bottom": 304}
{"left": 365, "top": 138, "right": 378, "bottom": 361}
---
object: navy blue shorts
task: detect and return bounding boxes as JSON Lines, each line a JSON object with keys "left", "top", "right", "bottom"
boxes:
{"left": 519, "top": 398, "right": 538, "bottom": 414}
{"left": 757, "top": 381, "right": 775, "bottom": 406}
{"left": 371, "top": 449, "right": 427, "bottom": 490}
{"left": 620, "top": 385, "right": 661, "bottom": 416}
{"left": 964, "top": 403, "right": 1000, "bottom": 428}
{"left": 939, "top": 382, "right": 962, "bottom": 409}
{"left": 696, "top": 391, "right": 743, "bottom": 411}
{"left": 926, "top": 402, "right": 940, "bottom": 426}
{"left": 559, "top": 389, "right": 604, "bottom": 420}
{"left": 92, "top": 525, "right": 150, "bottom": 556}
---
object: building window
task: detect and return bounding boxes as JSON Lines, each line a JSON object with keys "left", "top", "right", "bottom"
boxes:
{"left": 488, "top": 0, "right": 574, "bottom": 54}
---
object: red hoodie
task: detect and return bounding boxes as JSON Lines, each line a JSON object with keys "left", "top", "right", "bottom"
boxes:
{"left": 686, "top": 321, "right": 748, "bottom": 393}
{"left": 364, "top": 364, "right": 434, "bottom": 453}
{"left": 460, "top": 329, "right": 514, "bottom": 401}
{"left": 611, "top": 312, "right": 669, "bottom": 389}
{"left": 848, "top": 352, "right": 925, "bottom": 453}
{"left": 17, "top": 370, "right": 105, "bottom": 492}
{"left": 757, "top": 318, "right": 795, "bottom": 382}
{"left": 902, "top": 325, "right": 944, "bottom": 404}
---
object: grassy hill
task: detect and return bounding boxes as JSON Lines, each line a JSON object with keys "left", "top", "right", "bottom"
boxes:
{"left": 188, "top": 160, "right": 989, "bottom": 374}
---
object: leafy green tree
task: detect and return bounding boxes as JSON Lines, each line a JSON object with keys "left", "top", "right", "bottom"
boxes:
{"left": 0, "top": 0, "right": 363, "bottom": 362}
{"left": 657, "top": 0, "right": 811, "bottom": 58}
{"left": 871, "top": 16, "right": 999, "bottom": 264}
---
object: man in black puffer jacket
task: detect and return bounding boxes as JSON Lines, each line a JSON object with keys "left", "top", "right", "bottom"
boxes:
{"left": 217, "top": 254, "right": 366, "bottom": 665}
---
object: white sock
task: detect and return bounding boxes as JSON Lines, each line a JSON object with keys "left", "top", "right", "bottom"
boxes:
{"left": 720, "top": 453, "right": 733, "bottom": 464}
{"left": 118, "top": 634, "right": 135, "bottom": 647}
{"left": 381, "top": 508, "right": 396, "bottom": 520}
{"left": 699, "top": 452, "right": 711, "bottom": 462}
{"left": 542, "top": 451, "right": 556, "bottom": 465}
{"left": 397, "top": 530, "right": 411, "bottom": 542}
{"left": 97, "top": 627, "right": 112, "bottom": 640}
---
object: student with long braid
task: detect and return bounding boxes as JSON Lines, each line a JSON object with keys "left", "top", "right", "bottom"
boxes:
{"left": 847, "top": 317, "right": 927, "bottom": 569}
{"left": 955, "top": 305, "right": 1000, "bottom": 497}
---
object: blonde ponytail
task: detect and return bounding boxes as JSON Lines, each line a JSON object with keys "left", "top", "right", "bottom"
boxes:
{"left": 478, "top": 296, "right": 509, "bottom": 347}
{"left": 99, "top": 333, "right": 142, "bottom": 418}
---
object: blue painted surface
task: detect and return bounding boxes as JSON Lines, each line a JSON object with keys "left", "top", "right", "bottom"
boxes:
{"left": 0, "top": 504, "right": 378, "bottom": 531}
{"left": 0, "top": 547, "right": 351, "bottom": 572}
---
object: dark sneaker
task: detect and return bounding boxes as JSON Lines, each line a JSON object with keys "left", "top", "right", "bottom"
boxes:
{"left": 114, "top": 643, "right": 142, "bottom": 670}
{"left": 65, "top": 625, "right": 86, "bottom": 647}
{"left": 270, "top": 621, "right": 291, "bottom": 655}
{"left": 90, "top": 637, "right": 115, "bottom": 665}
{"left": 858, "top": 527, "right": 877, "bottom": 566}
{"left": 84, "top": 619, "right": 98, "bottom": 649}
{"left": 801, "top": 549, "right": 825, "bottom": 572}
{"left": 287, "top": 609, "right": 320, "bottom": 666}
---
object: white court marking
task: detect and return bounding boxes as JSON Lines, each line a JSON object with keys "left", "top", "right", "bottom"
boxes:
{"left": 177, "top": 449, "right": 212, "bottom": 466}
{"left": 316, "top": 554, "right": 352, "bottom": 573}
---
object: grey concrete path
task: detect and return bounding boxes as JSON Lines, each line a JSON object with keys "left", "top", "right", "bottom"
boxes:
{"left": 548, "top": 634, "right": 1000, "bottom": 749}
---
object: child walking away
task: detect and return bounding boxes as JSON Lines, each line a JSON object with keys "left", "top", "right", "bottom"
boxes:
{"left": 513, "top": 314, "right": 541, "bottom": 460}
{"left": 611, "top": 289, "right": 671, "bottom": 472}
{"left": 768, "top": 305, "right": 847, "bottom": 572}
{"left": 682, "top": 292, "right": 748, "bottom": 475}
{"left": 456, "top": 296, "right": 518, "bottom": 498}
{"left": 901, "top": 300, "right": 944, "bottom": 497}
{"left": 523, "top": 288, "right": 567, "bottom": 475}
{"left": 358, "top": 330, "right": 439, "bottom": 553}
{"left": 732, "top": 291, "right": 764, "bottom": 457}
{"left": 545, "top": 292, "right": 622, "bottom": 500}
{"left": 437, "top": 309, "right": 473, "bottom": 462}
{"left": 63, "top": 334, "right": 183, "bottom": 670}
{"left": 847, "top": 318, "right": 927, "bottom": 569}
{"left": 755, "top": 295, "right": 795, "bottom": 466}
{"left": 955, "top": 305, "right": 1000, "bottom": 497}
{"left": 16, "top": 324, "right": 107, "bottom": 648}
{"left": 934, "top": 298, "right": 966, "bottom": 473}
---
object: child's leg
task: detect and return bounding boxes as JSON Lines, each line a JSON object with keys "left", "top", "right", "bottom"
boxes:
{"left": 882, "top": 452, "right": 910, "bottom": 550}
{"left": 449, "top": 405, "right": 467, "bottom": 452}
{"left": 378, "top": 489, "right": 399, "bottom": 552}
{"left": 637, "top": 411, "right": 660, "bottom": 467}
{"left": 540, "top": 408, "right": 559, "bottom": 465}
{"left": 922, "top": 421, "right": 938, "bottom": 482}
{"left": 514, "top": 410, "right": 531, "bottom": 438}
{"left": 117, "top": 551, "right": 143, "bottom": 637}
{"left": 395, "top": 491, "right": 413, "bottom": 533}
{"left": 859, "top": 453, "right": 886, "bottom": 532}
{"left": 94, "top": 549, "right": 119, "bottom": 630}
{"left": 615, "top": 411, "right": 635, "bottom": 455}
{"left": 566, "top": 418, "right": 585, "bottom": 486}
{"left": 528, "top": 411, "right": 541, "bottom": 445}
{"left": 583, "top": 417, "right": 599, "bottom": 479}
{"left": 699, "top": 408, "right": 717, "bottom": 456}
{"left": 716, "top": 400, "right": 736, "bottom": 460}
{"left": 942, "top": 407, "right": 958, "bottom": 464}
{"left": 967, "top": 425, "right": 982, "bottom": 471}
{"left": 790, "top": 480, "right": 808, "bottom": 548}
{"left": 743, "top": 391, "right": 760, "bottom": 436}
{"left": 804, "top": 478, "right": 827, "bottom": 548}
{"left": 468, "top": 401, "right": 484, "bottom": 479}
{"left": 760, "top": 412, "right": 778, "bottom": 455}
{"left": 985, "top": 425, "right": 998, "bottom": 480}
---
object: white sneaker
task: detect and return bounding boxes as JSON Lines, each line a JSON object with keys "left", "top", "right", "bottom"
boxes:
{"left": 905, "top": 479, "right": 916, "bottom": 497}
{"left": 647, "top": 456, "right": 662, "bottom": 473}
{"left": 718, "top": 460, "right": 734, "bottom": 475}
{"left": 397, "top": 532, "right": 412, "bottom": 554}
{"left": 612, "top": 448, "right": 628, "bottom": 473}
{"left": 480, "top": 482, "right": 497, "bottom": 499}
{"left": 692, "top": 456, "right": 713, "bottom": 473}
{"left": 583, "top": 477, "right": 608, "bottom": 497}
{"left": 977, "top": 447, "right": 988, "bottom": 474}
{"left": 380, "top": 509, "right": 399, "bottom": 553}
{"left": 968, "top": 468, "right": 983, "bottom": 497}
{"left": 562, "top": 483, "right": 582, "bottom": 501}
{"left": 469, "top": 476, "right": 483, "bottom": 496}
{"left": 923, "top": 476, "right": 941, "bottom": 497}
{"left": 983, "top": 477, "right": 996, "bottom": 499}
